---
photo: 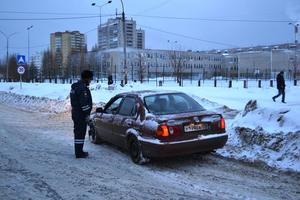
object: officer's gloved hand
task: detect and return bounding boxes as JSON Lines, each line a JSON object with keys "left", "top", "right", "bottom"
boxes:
{"left": 85, "top": 115, "right": 90, "bottom": 123}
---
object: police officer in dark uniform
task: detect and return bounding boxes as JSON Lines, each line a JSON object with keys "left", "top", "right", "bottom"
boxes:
{"left": 272, "top": 71, "right": 286, "bottom": 103}
{"left": 70, "top": 70, "right": 93, "bottom": 158}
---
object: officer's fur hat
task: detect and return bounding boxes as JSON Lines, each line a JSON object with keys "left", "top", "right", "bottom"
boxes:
{"left": 81, "top": 70, "right": 93, "bottom": 79}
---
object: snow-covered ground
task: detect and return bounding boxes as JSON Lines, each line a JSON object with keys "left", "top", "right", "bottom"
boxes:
{"left": 1, "top": 104, "right": 299, "bottom": 200}
{"left": 0, "top": 80, "right": 299, "bottom": 172}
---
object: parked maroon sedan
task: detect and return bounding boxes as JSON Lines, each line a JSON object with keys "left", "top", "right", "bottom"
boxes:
{"left": 88, "top": 91, "right": 227, "bottom": 164}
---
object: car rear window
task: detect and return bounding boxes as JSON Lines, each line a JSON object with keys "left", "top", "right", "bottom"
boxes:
{"left": 144, "top": 93, "right": 205, "bottom": 115}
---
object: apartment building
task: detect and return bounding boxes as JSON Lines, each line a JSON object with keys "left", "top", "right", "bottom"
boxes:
{"left": 136, "top": 29, "right": 145, "bottom": 49}
{"left": 98, "top": 17, "right": 145, "bottom": 50}
{"left": 50, "top": 31, "right": 86, "bottom": 76}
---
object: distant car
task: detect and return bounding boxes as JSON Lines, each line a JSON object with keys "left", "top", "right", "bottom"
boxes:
{"left": 88, "top": 91, "right": 227, "bottom": 164}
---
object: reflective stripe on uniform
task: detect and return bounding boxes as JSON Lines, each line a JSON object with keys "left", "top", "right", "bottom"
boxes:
{"left": 74, "top": 139, "right": 85, "bottom": 144}
{"left": 82, "top": 107, "right": 90, "bottom": 111}
{"left": 82, "top": 105, "right": 90, "bottom": 111}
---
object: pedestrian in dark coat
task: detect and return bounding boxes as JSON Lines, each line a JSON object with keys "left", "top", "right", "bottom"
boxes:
{"left": 70, "top": 70, "right": 93, "bottom": 158}
{"left": 272, "top": 71, "right": 286, "bottom": 103}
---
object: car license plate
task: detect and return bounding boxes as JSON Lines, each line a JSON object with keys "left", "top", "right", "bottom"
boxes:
{"left": 184, "top": 123, "right": 208, "bottom": 132}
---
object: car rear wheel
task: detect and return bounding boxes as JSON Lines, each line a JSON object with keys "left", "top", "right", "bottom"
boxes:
{"left": 89, "top": 125, "right": 102, "bottom": 144}
{"left": 128, "top": 137, "right": 149, "bottom": 164}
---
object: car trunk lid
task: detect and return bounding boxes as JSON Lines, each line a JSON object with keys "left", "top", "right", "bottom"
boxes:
{"left": 155, "top": 111, "right": 225, "bottom": 142}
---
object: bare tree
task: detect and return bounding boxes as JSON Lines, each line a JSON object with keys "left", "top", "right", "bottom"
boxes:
{"left": 0, "top": 58, "right": 5, "bottom": 80}
{"left": 29, "top": 61, "right": 39, "bottom": 82}
{"left": 8, "top": 55, "right": 18, "bottom": 81}
{"left": 79, "top": 49, "right": 87, "bottom": 75}
{"left": 168, "top": 50, "right": 184, "bottom": 83}
{"left": 136, "top": 53, "right": 146, "bottom": 83}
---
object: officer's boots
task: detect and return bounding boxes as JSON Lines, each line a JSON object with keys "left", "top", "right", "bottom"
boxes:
{"left": 75, "top": 143, "right": 89, "bottom": 158}
{"left": 76, "top": 151, "right": 89, "bottom": 158}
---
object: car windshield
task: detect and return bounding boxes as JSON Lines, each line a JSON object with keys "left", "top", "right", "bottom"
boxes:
{"left": 144, "top": 93, "right": 205, "bottom": 115}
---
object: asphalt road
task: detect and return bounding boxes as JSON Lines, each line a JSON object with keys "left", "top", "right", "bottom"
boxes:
{"left": 0, "top": 104, "right": 299, "bottom": 200}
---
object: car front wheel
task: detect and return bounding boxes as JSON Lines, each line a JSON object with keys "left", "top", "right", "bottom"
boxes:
{"left": 89, "top": 125, "right": 102, "bottom": 144}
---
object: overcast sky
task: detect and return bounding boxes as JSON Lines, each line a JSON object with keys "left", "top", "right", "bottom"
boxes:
{"left": 0, "top": 0, "right": 300, "bottom": 60}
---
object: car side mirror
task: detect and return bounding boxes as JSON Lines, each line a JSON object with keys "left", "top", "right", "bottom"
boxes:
{"left": 96, "top": 107, "right": 104, "bottom": 113}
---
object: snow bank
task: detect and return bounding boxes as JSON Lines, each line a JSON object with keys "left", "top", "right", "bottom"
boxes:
{"left": 232, "top": 100, "right": 300, "bottom": 133}
{"left": 0, "top": 82, "right": 70, "bottom": 100}
{"left": 220, "top": 127, "right": 300, "bottom": 172}
{"left": 0, "top": 91, "right": 70, "bottom": 113}
{"left": 218, "top": 100, "right": 300, "bottom": 172}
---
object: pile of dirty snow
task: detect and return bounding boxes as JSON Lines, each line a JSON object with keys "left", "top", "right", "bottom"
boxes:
{"left": 218, "top": 100, "right": 300, "bottom": 172}
{"left": 0, "top": 91, "right": 70, "bottom": 113}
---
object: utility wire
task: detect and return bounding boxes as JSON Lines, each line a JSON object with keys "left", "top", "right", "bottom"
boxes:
{"left": 1, "top": 26, "right": 99, "bottom": 50}
{"left": 9, "top": 44, "right": 50, "bottom": 49}
{"left": 84, "top": 27, "right": 98, "bottom": 34}
{"left": 0, "top": 10, "right": 293, "bottom": 23}
{"left": 131, "top": 14, "right": 294, "bottom": 23}
{"left": 138, "top": 24, "right": 238, "bottom": 47}
{"left": 0, "top": 10, "right": 98, "bottom": 16}
{"left": 0, "top": 14, "right": 114, "bottom": 21}
{"left": 135, "top": 0, "right": 174, "bottom": 15}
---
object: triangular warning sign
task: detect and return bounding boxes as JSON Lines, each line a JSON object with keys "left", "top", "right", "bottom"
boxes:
{"left": 18, "top": 56, "right": 25, "bottom": 64}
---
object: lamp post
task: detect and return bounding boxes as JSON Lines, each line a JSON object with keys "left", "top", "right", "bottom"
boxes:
{"left": 0, "top": 30, "right": 17, "bottom": 81}
{"left": 167, "top": 40, "right": 179, "bottom": 83}
{"left": 270, "top": 47, "right": 277, "bottom": 80}
{"left": 120, "top": 0, "right": 127, "bottom": 84}
{"left": 91, "top": 1, "right": 112, "bottom": 49}
{"left": 190, "top": 57, "right": 193, "bottom": 85}
{"left": 92, "top": 1, "right": 112, "bottom": 81}
{"left": 270, "top": 48, "right": 273, "bottom": 80}
{"left": 288, "top": 22, "right": 299, "bottom": 81}
{"left": 237, "top": 53, "right": 240, "bottom": 81}
{"left": 27, "top": 25, "right": 33, "bottom": 81}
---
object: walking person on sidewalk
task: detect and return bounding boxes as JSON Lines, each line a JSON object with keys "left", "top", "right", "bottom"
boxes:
{"left": 70, "top": 70, "right": 93, "bottom": 158}
{"left": 272, "top": 71, "right": 286, "bottom": 103}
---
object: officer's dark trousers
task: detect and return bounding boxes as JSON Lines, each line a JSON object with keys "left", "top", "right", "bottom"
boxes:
{"left": 72, "top": 115, "right": 87, "bottom": 155}
{"left": 273, "top": 88, "right": 285, "bottom": 102}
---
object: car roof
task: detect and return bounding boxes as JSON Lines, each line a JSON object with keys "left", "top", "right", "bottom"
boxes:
{"left": 117, "top": 90, "right": 184, "bottom": 99}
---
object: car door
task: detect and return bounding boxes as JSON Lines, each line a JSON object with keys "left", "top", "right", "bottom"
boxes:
{"left": 94, "top": 96, "right": 123, "bottom": 143}
{"left": 112, "top": 96, "right": 138, "bottom": 148}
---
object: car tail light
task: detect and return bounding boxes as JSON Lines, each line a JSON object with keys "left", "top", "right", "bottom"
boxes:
{"left": 220, "top": 117, "right": 225, "bottom": 129}
{"left": 156, "top": 124, "right": 181, "bottom": 137}
{"left": 168, "top": 126, "right": 181, "bottom": 136}
{"left": 156, "top": 124, "right": 169, "bottom": 137}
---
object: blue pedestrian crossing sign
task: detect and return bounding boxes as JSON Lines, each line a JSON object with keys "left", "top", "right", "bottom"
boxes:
{"left": 17, "top": 55, "right": 26, "bottom": 65}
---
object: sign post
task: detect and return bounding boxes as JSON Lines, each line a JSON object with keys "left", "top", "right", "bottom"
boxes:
{"left": 17, "top": 66, "right": 25, "bottom": 89}
{"left": 16, "top": 55, "right": 26, "bottom": 89}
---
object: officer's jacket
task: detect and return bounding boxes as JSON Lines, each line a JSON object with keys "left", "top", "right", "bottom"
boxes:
{"left": 70, "top": 80, "right": 93, "bottom": 117}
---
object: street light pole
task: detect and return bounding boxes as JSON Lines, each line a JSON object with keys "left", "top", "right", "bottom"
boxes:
{"left": 270, "top": 48, "right": 273, "bottom": 80}
{"left": 190, "top": 59, "right": 193, "bottom": 84}
{"left": 0, "top": 31, "right": 17, "bottom": 82}
{"left": 120, "top": 0, "right": 128, "bottom": 84}
{"left": 91, "top": 1, "right": 112, "bottom": 81}
{"left": 92, "top": 1, "right": 112, "bottom": 48}
{"left": 289, "top": 23, "right": 299, "bottom": 81}
{"left": 168, "top": 40, "right": 179, "bottom": 83}
{"left": 27, "top": 25, "right": 33, "bottom": 81}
